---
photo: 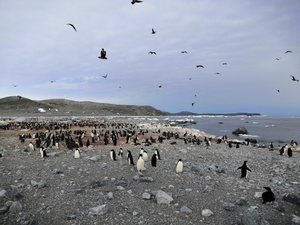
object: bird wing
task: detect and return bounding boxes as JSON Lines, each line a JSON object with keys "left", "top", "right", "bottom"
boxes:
{"left": 67, "top": 23, "right": 77, "bottom": 32}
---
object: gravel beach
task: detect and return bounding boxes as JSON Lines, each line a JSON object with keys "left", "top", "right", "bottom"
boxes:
{"left": 0, "top": 118, "right": 299, "bottom": 225}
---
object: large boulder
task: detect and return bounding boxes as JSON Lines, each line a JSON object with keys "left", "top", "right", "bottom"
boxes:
{"left": 232, "top": 127, "right": 248, "bottom": 135}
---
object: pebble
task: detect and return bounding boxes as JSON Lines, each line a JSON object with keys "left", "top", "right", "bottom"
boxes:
{"left": 9, "top": 201, "right": 22, "bottom": 214}
{"left": 292, "top": 214, "right": 300, "bottom": 225}
{"left": 142, "top": 192, "right": 151, "bottom": 199}
{"left": 0, "top": 205, "right": 9, "bottom": 215}
{"left": 241, "top": 207, "right": 269, "bottom": 225}
{"left": 88, "top": 204, "right": 108, "bottom": 216}
{"left": 202, "top": 209, "right": 213, "bottom": 217}
{"left": 222, "top": 202, "right": 235, "bottom": 212}
{"left": 155, "top": 190, "right": 173, "bottom": 204}
{"left": 180, "top": 205, "right": 192, "bottom": 214}
{"left": 107, "top": 192, "right": 113, "bottom": 200}
{"left": 117, "top": 186, "right": 125, "bottom": 191}
{"left": 0, "top": 189, "right": 7, "bottom": 198}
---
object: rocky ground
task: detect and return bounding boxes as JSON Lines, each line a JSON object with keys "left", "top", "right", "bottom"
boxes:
{"left": 0, "top": 119, "right": 300, "bottom": 225}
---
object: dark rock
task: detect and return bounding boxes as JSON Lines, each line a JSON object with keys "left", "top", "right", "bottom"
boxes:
{"left": 222, "top": 202, "right": 235, "bottom": 211}
{"left": 241, "top": 208, "right": 270, "bottom": 225}
{"left": 14, "top": 193, "right": 24, "bottom": 201}
{"left": 0, "top": 205, "right": 9, "bottom": 215}
{"left": 67, "top": 212, "right": 76, "bottom": 220}
{"left": 208, "top": 164, "right": 226, "bottom": 174}
{"left": 90, "top": 181, "right": 104, "bottom": 189}
{"left": 232, "top": 127, "right": 248, "bottom": 135}
{"left": 235, "top": 198, "right": 248, "bottom": 206}
{"left": 115, "top": 177, "right": 129, "bottom": 186}
{"left": 282, "top": 193, "right": 300, "bottom": 207}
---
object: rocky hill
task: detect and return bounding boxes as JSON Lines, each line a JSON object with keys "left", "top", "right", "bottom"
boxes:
{"left": 0, "top": 96, "right": 170, "bottom": 117}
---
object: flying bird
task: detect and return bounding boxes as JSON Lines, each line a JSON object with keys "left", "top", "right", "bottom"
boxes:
{"left": 215, "top": 72, "right": 221, "bottom": 75}
{"left": 180, "top": 51, "right": 188, "bottom": 54}
{"left": 98, "top": 48, "right": 107, "bottom": 59}
{"left": 50, "top": 80, "right": 56, "bottom": 83}
{"left": 158, "top": 85, "right": 162, "bottom": 88}
{"left": 192, "top": 102, "right": 196, "bottom": 106}
{"left": 152, "top": 28, "right": 156, "bottom": 34}
{"left": 223, "top": 63, "right": 227, "bottom": 65}
{"left": 277, "top": 90, "right": 280, "bottom": 93}
{"left": 131, "top": 0, "right": 143, "bottom": 4}
{"left": 13, "top": 84, "right": 17, "bottom": 87}
{"left": 275, "top": 58, "right": 281, "bottom": 60}
{"left": 102, "top": 74, "right": 108, "bottom": 78}
{"left": 285, "top": 50, "right": 292, "bottom": 54}
{"left": 149, "top": 51, "right": 156, "bottom": 55}
{"left": 290, "top": 75, "right": 299, "bottom": 82}
{"left": 66, "top": 23, "right": 77, "bottom": 32}
{"left": 196, "top": 65, "right": 204, "bottom": 68}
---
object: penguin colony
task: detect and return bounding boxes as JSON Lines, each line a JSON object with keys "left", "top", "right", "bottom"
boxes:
{"left": 1, "top": 119, "right": 298, "bottom": 209}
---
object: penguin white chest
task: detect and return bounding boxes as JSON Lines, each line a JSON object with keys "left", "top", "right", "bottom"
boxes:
{"left": 176, "top": 161, "right": 183, "bottom": 173}
{"left": 137, "top": 158, "right": 144, "bottom": 172}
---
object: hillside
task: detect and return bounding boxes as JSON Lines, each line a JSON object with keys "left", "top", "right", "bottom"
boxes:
{"left": 0, "top": 96, "right": 170, "bottom": 117}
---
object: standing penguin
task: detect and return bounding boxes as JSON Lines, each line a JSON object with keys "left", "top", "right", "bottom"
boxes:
{"left": 237, "top": 161, "right": 252, "bottom": 178}
{"left": 118, "top": 148, "right": 123, "bottom": 158}
{"left": 142, "top": 150, "right": 148, "bottom": 162}
{"left": 40, "top": 147, "right": 47, "bottom": 158}
{"left": 137, "top": 154, "right": 145, "bottom": 172}
{"left": 74, "top": 148, "right": 80, "bottom": 159}
{"left": 287, "top": 147, "right": 293, "bottom": 157}
{"left": 127, "top": 150, "right": 134, "bottom": 166}
{"left": 279, "top": 146, "right": 284, "bottom": 155}
{"left": 151, "top": 153, "right": 157, "bottom": 167}
{"left": 110, "top": 149, "right": 117, "bottom": 161}
{"left": 29, "top": 142, "right": 35, "bottom": 151}
{"left": 176, "top": 159, "right": 183, "bottom": 173}
{"left": 262, "top": 187, "right": 275, "bottom": 204}
{"left": 155, "top": 148, "right": 161, "bottom": 160}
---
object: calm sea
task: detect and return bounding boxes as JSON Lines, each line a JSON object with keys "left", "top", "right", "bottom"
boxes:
{"left": 160, "top": 116, "right": 300, "bottom": 147}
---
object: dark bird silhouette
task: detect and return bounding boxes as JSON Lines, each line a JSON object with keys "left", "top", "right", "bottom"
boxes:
{"left": 223, "top": 63, "right": 227, "bottom": 65}
{"left": 152, "top": 28, "right": 156, "bottom": 34}
{"left": 196, "top": 65, "right": 204, "bottom": 68}
{"left": 189, "top": 78, "right": 191, "bottom": 80}
{"left": 237, "top": 161, "right": 252, "bottom": 178}
{"left": 131, "top": 0, "right": 143, "bottom": 4}
{"left": 181, "top": 51, "right": 188, "bottom": 54}
{"left": 102, "top": 74, "right": 108, "bottom": 78}
{"left": 119, "top": 86, "right": 121, "bottom": 88}
{"left": 17, "top": 95, "right": 22, "bottom": 99}
{"left": 158, "top": 85, "right": 162, "bottom": 88}
{"left": 149, "top": 51, "right": 156, "bottom": 55}
{"left": 67, "top": 23, "right": 77, "bottom": 32}
{"left": 192, "top": 102, "right": 196, "bottom": 106}
{"left": 13, "top": 84, "right": 17, "bottom": 87}
{"left": 98, "top": 48, "right": 107, "bottom": 59}
{"left": 50, "top": 80, "right": 56, "bottom": 83}
{"left": 215, "top": 72, "right": 221, "bottom": 75}
{"left": 262, "top": 187, "right": 275, "bottom": 204}
{"left": 290, "top": 75, "right": 299, "bottom": 82}
{"left": 277, "top": 90, "right": 280, "bottom": 93}
{"left": 195, "top": 95, "right": 197, "bottom": 97}
{"left": 285, "top": 50, "right": 292, "bottom": 54}
{"left": 276, "top": 58, "right": 281, "bottom": 60}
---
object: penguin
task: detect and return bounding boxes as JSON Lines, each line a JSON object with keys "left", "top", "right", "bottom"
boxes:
{"left": 40, "top": 147, "right": 47, "bottom": 158}
{"left": 74, "top": 148, "right": 81, "bottom": 159}
{"left": 268, "top": 142, "right": 273, "bottom": 150}
{"left": 176, "top": 159, "right": 183, "bottom": 173}
{"left": 127, "top": 150, "right": 134, "bottom": 165}
{"left": 237, "top": 161, "right": 252, "bottom": 178}
{"left": 29, "top": 142, "right": 35, "bottom": 151}
{"left": 236, "top": 143, "right": 240, "bottom": 148}
{"left": 262, "top": 187, "right": 275, "bottom": 204}
{"left": 283, "top": 144, "right": 288, "bottom": 155}
{"left": 151, "top": 153, "right": 157, "bottom": 167}
{"left": 110, "top": 149, "right": 117, "bottom": 161}
{"left": 0, "top": 153, "right": 2, "bottom": 158}
{"left": 142, "top": 150, "right": 148, "bottom": 162}
{"left": 287, "top": 148, "right": 293, "bottom": 157}
{"left": 55, "top": 142, "right": 59, "bottom": 149}
{"left": 279, "top": 146, "right": 284, "bottom": 155}
{"left": 155, "top": 148, "right": 161, "bottom": 160}
{"left": 118, "top": 148, "right": 123, "bottom": 158}
{"left": 137, "top": 154, "right": 145, "bottom": 172}
{"left": 228, "top": 142, "right": 232, "bottom": 148}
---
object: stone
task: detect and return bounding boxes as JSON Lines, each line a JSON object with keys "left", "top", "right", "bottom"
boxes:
{"left": 208, "top": 164, "right": 226, "bottom": 173}
{"left": 202, "top": 209, "right": 213, "bottom": 217}
{"left": 107, "top": 192, "right": 113, "bottom": 200}
{"left": 90, "top": 181, "right": 104, "bottom": 189}
{"left": 133, "top": 211, "right": 139, "bottom": 216}
{"left": 292, "top": 214, "right": 300, "bottom": 225}
{"left": 0, "top": 205, "right": 9, "bottom": 215}
{"left": 155, "top": 190, "right": 173, "bottom": 204}
{"left": 180, "top": 205, "right": 192, "bottom": 214}
{"left": 282, "top": 193, "right": 300, "bottom": 207}
{"left": 38, "top": 180, "right": 47, "bottom": 188}
{"left": 31, "top": 180, "right": 39, "bottom": 187}
{"left": 137, "top": 177, "right": 154, "bottom": 183}
{"left": 254, "top": 192, "right": 262, "bottom": 198}
{"left": 222, "top": 202, "right": 235, "bottom": 212}
{"left": 235, "top": 198, "right": 248, "bottom": 206}
{"left": 232, "top": 127, "right": 248, "bottom": 135}
{"left": 241, "top": 207, "right": 270, "bottom": 225}
{"left": 89, "top": 156, "right": 101, "bottom": 161}
{"left": 9, "top": 201, "right": 22, "bottom": 214}
{"left": 67, "top": 212, "right": 76, "bottom": 220}
{"left": 142, "top": 192, "right": 151, "bottom": 199}
{"left": 0, "top": 189, "right": 7, "bottom": 198}
{"left": 88, "top": 204, "right": 108, "bottom": 216}
{"left": 117, "top": 186, "right": 126, "bottom": 191}
{"left": 179, "top": 149, "right": 187, "bottom": 154}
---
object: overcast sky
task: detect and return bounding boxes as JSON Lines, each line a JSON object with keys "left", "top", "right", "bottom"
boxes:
{"left": 1, "top": 0, "right": 300, "bottom": 116}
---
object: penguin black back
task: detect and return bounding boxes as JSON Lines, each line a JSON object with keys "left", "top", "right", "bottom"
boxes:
{"left": 287, "top": 148, "right": 293, "bottom": 157}
{"left": 151, "top": 154, "right": 157, "bottom": 167}
{"left": 127, "top": 150, "right": 134, "bottom": 165}
{"left": 237, "top": 161, "right": 252, "bottom": 178}
{"left": 262, "top": 187, "right": 275, "bottom": 204}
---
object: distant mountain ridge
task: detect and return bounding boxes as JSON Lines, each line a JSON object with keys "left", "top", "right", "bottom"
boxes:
{"left": 0, "top": 96, "right": 170, "bottom": 116}
{"left": 175, "top": 111, "right": 261, "bottom": 116}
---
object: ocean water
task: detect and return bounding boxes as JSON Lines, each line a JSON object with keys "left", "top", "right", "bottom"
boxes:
{"left": 163, "top": 116, "right": 300, "bottom": 147}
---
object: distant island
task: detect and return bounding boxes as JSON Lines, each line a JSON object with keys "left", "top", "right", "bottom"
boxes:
{"left": 0, "top": 96, "right": 260, "bottom": 117}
